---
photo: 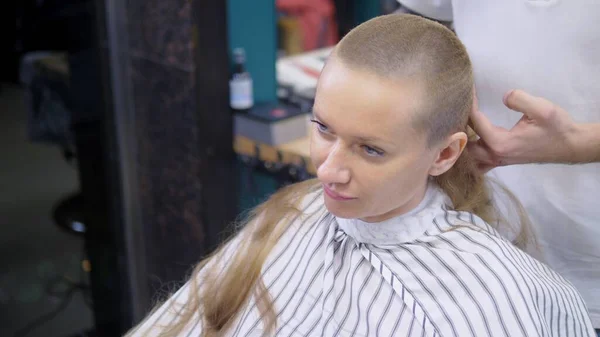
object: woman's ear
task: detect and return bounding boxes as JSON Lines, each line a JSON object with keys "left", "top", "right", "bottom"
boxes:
{"left": 428, "top": 132, "right": 468, "bottom": 176}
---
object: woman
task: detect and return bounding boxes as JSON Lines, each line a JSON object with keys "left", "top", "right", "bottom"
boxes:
{"left": 128, "top": 14, "right": 595, "bottom": 337}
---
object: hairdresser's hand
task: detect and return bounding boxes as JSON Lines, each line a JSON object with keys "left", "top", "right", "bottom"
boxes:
{"left": 468, "top": 89, "right": 580, "bottom": 172}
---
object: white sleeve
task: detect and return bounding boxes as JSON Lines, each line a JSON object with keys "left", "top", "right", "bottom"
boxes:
{"left": 396, "top": 0, "right": 453, "bottom": 22}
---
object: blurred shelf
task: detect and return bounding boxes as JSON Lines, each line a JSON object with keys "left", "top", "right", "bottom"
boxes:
{"left": 234, "top": 133, "right": 315, "bottom": 175}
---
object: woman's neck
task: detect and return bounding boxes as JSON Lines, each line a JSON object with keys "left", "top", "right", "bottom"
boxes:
{"left": 360, "top": 182, "right": 430, "bottom": 223}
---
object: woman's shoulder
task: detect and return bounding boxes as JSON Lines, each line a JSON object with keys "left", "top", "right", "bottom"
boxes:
{"left": 296, "top": 185, "right": 325, "bottom": 215}
{"left": 424, "top": 208, "right": 532, "bottom": 267}
{"left": 402, "top": 209, "right": 593, "bottom": 334}
{"left": 283, "top": 184, "right": 330, "bottom": 235}
{"left": 125, "top": 281, "right": 197, "bottom": 337}
{"left": 429, "top": 207, "right": 501, "bottom": 239}
{"left": 422, "top": 208, "right": 586, "bottom": 305}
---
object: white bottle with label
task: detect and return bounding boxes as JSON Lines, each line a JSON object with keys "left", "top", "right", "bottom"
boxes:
{"left": 229, "top": 48, "right": 254, "bottom": 111}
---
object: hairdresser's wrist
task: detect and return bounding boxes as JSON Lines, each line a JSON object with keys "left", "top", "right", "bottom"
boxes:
{"left": 567, "top": 123, "right": 600, "bottom": 164}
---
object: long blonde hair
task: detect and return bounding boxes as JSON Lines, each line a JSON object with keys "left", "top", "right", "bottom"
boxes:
{"left": 151, "top": 14, "right": 532, "bottom": 337}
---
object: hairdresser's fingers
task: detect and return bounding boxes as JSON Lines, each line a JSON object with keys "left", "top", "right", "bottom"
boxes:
{"left": 503, "top": 89, "right": 559, "bottom": 124}
{"left": 469, "top": 88, "right": 504, "bottom": 141}
{"left": 468, "top": 140, "right": 498, "bottom": 173}
{"left": 468, "top": 87, "right": 479, "bottom": 130}
{"left": 467, "top": 140, "right": 502, "bottom": 168}
{"left": 469, "top": 107, "right": 508, "bottom": 146}
{"left": 469, "top": 108, "right": 493, "bottom": 135}
{"left": 472, "top": 85, "right": 480, "bottom": 114}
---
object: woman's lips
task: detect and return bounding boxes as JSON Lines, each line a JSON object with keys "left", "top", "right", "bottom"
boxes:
{"left": 323, "top": 184, "right": 356, "bottom": 201}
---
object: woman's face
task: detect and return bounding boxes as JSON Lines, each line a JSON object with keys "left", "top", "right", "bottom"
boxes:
{"left": 310, "top": 58, "right": 443, "bottom": 222}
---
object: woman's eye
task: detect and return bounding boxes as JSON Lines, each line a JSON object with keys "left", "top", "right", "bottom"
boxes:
{"left": 363, "top": 145, "right": 384, "bottom": 157}
{"left": 310, "top": 119, "right": 328, "bottom": 133}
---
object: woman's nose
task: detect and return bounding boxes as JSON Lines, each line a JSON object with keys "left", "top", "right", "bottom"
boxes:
{"left": 317, "top": 146, "right": 351, "bottom": 185}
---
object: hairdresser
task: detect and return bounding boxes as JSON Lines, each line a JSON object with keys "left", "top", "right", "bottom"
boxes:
{"left": 397, "top": 0, "right": 600, "bottom": 332}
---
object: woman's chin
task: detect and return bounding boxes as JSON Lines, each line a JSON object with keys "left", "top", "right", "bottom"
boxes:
{"left": 323, "top": 196, "right": 360, "bottom": 219}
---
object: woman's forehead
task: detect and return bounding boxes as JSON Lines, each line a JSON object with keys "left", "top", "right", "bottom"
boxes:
{"left": 314, "top": 60, "right": 424, "bottom": 143}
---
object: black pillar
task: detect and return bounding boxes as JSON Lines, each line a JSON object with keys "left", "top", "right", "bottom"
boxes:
{"left": 101, "top": 0, "right": 237, "bottom": 331}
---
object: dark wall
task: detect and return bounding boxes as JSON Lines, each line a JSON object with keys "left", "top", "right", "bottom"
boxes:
{"left": 100, "top": 0, "right": 237, "bottom": 331}
{"left": 123, "top": 0, "right": 235, "bottom": 292}
{"left": 127, "top": 0, "right": 207, "bottom": 289}
{"left": 3, "top": 0, "right": 235, "bottom": 334}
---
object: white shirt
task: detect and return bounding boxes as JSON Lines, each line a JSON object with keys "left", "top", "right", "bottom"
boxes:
{"left": 128, "top": 186, "right": 594, "bottom": 336}
{"left": 398, "top": 0, "right": 600, "bottom": 328}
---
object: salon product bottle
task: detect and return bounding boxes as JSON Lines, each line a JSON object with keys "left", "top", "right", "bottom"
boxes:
{"left": 229, "top": 48, "right": 254, "bottom": 112}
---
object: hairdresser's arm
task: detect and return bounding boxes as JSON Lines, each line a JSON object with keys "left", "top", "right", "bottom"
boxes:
{"left": 572, "top": 123, "right": 600, "bottom": 163}
{"left": 469, "top": 89, "right": 600, "bottom": 170}
{"left": 396, "top": 1, "right": 453, "bottom": 21}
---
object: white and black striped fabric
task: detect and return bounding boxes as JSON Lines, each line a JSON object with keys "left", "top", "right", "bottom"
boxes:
{"left": 129, "top": 186, "right": 595, "bottom": 336}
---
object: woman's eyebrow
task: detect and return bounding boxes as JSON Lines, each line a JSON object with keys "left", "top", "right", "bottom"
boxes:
{"left": 355, "top": 135, "right": 385, "bottom": 144}
{"left": 312, "top": 109, "right": 391, "bottom": 145}
{"left": 311, "top": 110, "right": 333, "bottom": 128}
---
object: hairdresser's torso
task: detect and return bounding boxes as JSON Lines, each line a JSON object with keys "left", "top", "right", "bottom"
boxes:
{"left": 400, "top": 0, "right": 600, "bottom": 327}
{"left": 454, "top": 0, "right": 600, "bottom": 328}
